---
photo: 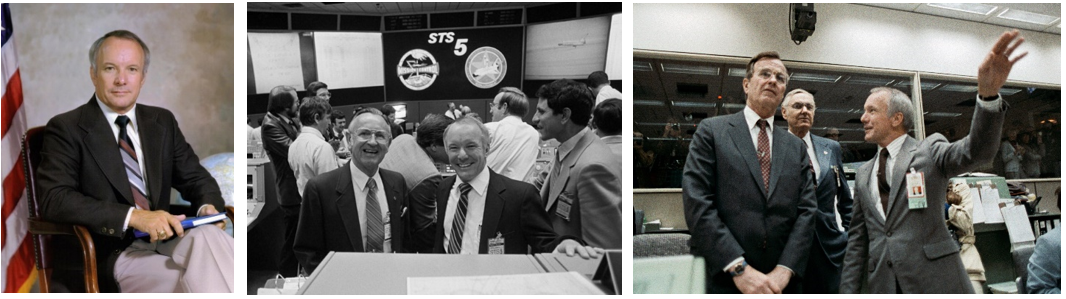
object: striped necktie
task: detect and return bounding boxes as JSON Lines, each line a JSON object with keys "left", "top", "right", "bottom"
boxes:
{"left": 365, "top": 179, "right": 384, "bottom": 252}
{"left": 449, "top": 183, "right": 473, "bottom": 254}
{"left": 116, "top": 115, "right": 150, "bottom": 211}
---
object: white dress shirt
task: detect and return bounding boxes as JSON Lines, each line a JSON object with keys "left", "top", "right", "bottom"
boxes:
{"left": 743, "top": 106, "right": 775, "bottom": 155}
{"left": 443, "top": 166, "right": 490, "bottom": 254}
{"left": 485, "top": 115, "right": 540, "bottom": 181}
{"left": 870, "top": 134, "right": 908, "bottom": 220}
{"left": 800, "top": 133, "right": 820, "bottom": 181}
{"left": 97, "top": 98, "right": 147, "bottom": 231}
{"left": 349, "top": 164, "right": 391, "bottom": 253}
{"left": 595, "top": 85, "right": 622, "bottom": 106}
{"left": 288, "top": 126, "right": 340, "bottom": 196}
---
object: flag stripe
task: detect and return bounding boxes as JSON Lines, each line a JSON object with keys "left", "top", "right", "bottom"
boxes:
{"left": 0, "top": 157, "right": 25, "bottom": 239}
{"left": 0, "top": 71, "right": 22, "bottom": 137}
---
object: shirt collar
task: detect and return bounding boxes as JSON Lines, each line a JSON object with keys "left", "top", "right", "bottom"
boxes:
{"left": 743, "top": 106, "right": 774, "bottom": 133}
{"left": 454, "top": 165, "right": 490, "bottom": 196}
{"left": 350, "top": 161, "right": 380, "bottom": 192}
{"left": 502, "top": 115, "right": 523, "bottom": 123}
{"left": 879, "top": 134, "right": 908, "bottom": 158}
{"left": 96, "top": 94, "right": 138, "bottom": 134}
{"left": 299, "top": 126, "right": 325, "bottom": 141}
{"left": 557, "top": 127, "right": 588, "bottom": 162}
{"left": 801, "top": 133, "right": 813, "bottom": 148}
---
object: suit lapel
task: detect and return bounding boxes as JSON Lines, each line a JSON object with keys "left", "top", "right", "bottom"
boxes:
{"left": 480, "top": 172, "right": 505, "bottom": 254}
{"left": 136, "top": 106, "right": 166, "bottom": 208}
{"left": 887, "top": 137, "right": 918, "bottom": 227}
{"left": 545, "top": 131, "right": 590, "bottom": 211}
{"left": 855, "top": 159, "right": 886, "bottom": 226}
{"left": 726, "top": 113, "right": 767, "bottom": 199}
{"left": 80, "top": 98, "right": 136, "bottom": 207}
{"left": 813, "top": 136, "right": 832, "bottom": 186}
{"left": 768, "top": 125, "right": 790, "bottom": 197}
{"left": 435, "top": 176, "right": 457, "bottom": 253}
{"left": 332, "top": 164, "right": 364, "bottom": 252}
{"left": 383, "top": 171, "right": 404, "bottom": 250}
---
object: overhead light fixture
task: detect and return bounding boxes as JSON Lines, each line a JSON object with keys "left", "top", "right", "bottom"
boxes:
{"left": 845, "top": 76, "right": 895, "bottom": 86}
{"left": 817, "top": 108, "right": 864, "bottom": 114}
{"left": 634, "top": 61, "right": 653, "bottom": 72}
{"left": 938, "top": 84, "right": 979, "bottom": 93}
{"left": 1000, "top": 88, "right": 1023, "bottom": 96}
{"left": 721, "top": 103, "right": 747, "bottom": 109}
{"left": 728, "top": 68, "right": 748, "bottom": 77}
{"left": 894, "top": 81, "right": 941, "bottom": 90}
{"left": 789, "top": 72, "right": 841, "bottom": 83}
{"left": 661, "top": 63, "right": 719, "bottom": 75}
{"left": 813, "top": 126, "right": 864, "bottom": 132}
{"left": 634, "top": 99, "right": 665, "bottom": 106}
{"left": 671, "top": 101, "right": 717, "bottom": 108}
{"left": 926, "top": 3, "right": 997, "bottom": 15}
{"left": 997, "top": 8, "right": 1060, "bottom": 26}
{"left": 924, "top": 112, "right": 962, "bottom": 118}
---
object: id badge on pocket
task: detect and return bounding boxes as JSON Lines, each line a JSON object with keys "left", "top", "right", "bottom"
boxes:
{"left": 555, "top": 192, "right": 574, "bottom": 221}
{"left": 906, "top": 168, "right": 928, "bottom": 210}
{"left": 488, "top": 232, "right": 505, "bottom": 255}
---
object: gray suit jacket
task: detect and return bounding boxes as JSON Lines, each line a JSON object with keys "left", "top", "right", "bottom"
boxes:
{"left": 840, "top": 99, "right": 1007, "bottom": 293}
{"left": 542, "top": 129, "right": 622, "bottom": 249}
{"left": 809, "top": 135, "right": 853, "bottom": 265}
{"left": 682, "top": 111, "right": 817, "bottom": 293}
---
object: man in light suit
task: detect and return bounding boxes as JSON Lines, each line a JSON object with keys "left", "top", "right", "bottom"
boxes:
{"left": 294, "top": 108, "right": 408, "bottom": 274}
{"left": 840, "top": 30, "right": 1024, "bottom": 294}
{"left": 683, "top": 51, "right": 817, "bottom": 294}
{"left": 260, "top": 85, "right": 302, "bottom": 277}
{"left": 432, "top": 116, "right": 600, "bottom": 258}
{"left": 532, "top": 79, "right": 622, "bottom": 250}
{"left": 37, "top": 30, "right": 232, "bottom": 292}
{"left": 781, "top": 89, "right": 853, "bottom": 293}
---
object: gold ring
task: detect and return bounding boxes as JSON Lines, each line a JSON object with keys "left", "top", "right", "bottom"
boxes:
{"left": 157, "top": 231, "right": 166, "bottom": 238}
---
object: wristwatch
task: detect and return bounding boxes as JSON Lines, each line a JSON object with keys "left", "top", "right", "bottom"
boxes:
{"left": 728, "top": 260, "right": 748, "bottom": 277}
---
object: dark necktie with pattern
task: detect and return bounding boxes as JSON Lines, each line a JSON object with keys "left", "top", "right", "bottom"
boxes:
{"left": 756, "top": 119, "right": 771, "bottom": 192}
{"left": 365, "top": 179, "right": 384, "bottom": 252}
{"left": 449, "top": 183, "right": 473, "bottom": 254}
{"left": 116, "top": 115, "right": 150, "bottom": 211}
{"left": 877, "top": 149, "right": 891, "bottom": 216}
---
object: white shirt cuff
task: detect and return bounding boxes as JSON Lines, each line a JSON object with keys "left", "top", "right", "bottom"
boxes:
{"left": 777, "top": 265, "right": 794, "bottom": 276}
{"left": 723, "top": 257, "right": 745, "bottom": 273}
{"left": 196, "top": 204, "right": 214, "bottom": 216}
{"left": 975, "top": 93, "right": 1003, "bottom": 110}
{"left": 122, "top": 207, "right": 134, "bottom": 232}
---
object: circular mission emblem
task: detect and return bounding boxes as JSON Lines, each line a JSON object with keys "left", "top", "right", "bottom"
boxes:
{"left": 464, "top": 46, "right": 506, "bottom": 89}
{"left": 397, "top": 49, "right": 439, "bottom": 91}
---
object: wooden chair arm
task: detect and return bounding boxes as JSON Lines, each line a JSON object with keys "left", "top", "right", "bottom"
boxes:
{"left": 29, "top": 219, "right": 99, "bottom": 292}
{"left": 225, "top": 206, "right": 234, "bottom": 222}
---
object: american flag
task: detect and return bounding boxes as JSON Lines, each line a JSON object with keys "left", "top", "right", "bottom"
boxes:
{"left": 1, "top": 3, "right": 37, "bottom": 293}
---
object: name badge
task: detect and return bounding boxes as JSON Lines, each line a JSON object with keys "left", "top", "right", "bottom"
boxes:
{"left": 488, "top": 232, "right": 505, "bottom": 255}
{"left": 555, "top": 192, "right": 574, "bottom": 221}
{"left": 906, "top": 168, "right": 928, "bottom": 210}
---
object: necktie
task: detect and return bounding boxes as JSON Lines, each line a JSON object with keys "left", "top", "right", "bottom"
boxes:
{"left": 116, "top": 116, "right": 150, "bottom": 211}
{"left": 365, "top": 179, "right": 384, "bottom": 252}
{"left": 756, "top": 120, "right": 771, "bottom": 192}
{"left": 449, "top": 183, "right": 473, "bottom": 254}
{"left": 877, "top": 149, "right": 891, "bottom": 216}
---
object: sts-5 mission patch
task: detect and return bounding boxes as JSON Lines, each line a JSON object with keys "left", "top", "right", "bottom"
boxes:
{"left": 397, "top": 49, "right": 439, "bottom": 91}
{"left": 464, "top": 46, "right": 506, "bottom": 89}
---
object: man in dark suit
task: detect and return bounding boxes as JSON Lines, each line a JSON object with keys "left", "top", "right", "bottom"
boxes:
{"left": 294, "top": 108, "right": 408, "bottom": 274}
{"left": 682, "top": 51, "right": 817, "bottom": 294}
{"left": 261, "top": 85, "right": 302, "bottom": 277}
{"left": 432, "top": 116, "right": 600, "bottom": 258}
{"left": 841, "top": 30, "right": 1022, "bottom": 294}
{"left": 781, "top": 89, "right": 854, "bottom": 293}
{"left": 37, "top": 30, "right": 232, "bottom": 292}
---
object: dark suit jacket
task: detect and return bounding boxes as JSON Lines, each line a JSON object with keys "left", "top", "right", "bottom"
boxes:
{"left": 804, "top": 134, "right": 854, "bottom": 292}
{"left": 841, "top": 99, "right": 1006, "bottom": 294}
{"left": 37, "top": 97, "right": 224, "bottom": 292}
{"left": 432, "top": 170, "right": 567, "bottom": 254}
{"left": 261, "top": 112, "right": 300, "bottom": 206}
{"left": 293, "top": 164, "right": 408, "bottom": 273}
{"left": 682, "top": 111, "right": 817, "bottom": 293}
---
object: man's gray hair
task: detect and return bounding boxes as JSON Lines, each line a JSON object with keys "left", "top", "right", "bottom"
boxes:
{"left": 871, "top": 87, "right": 914, "bottom": 131}
{"left": 89, "top": 30, "right": 151, "bottom": 73}
{"left": 444, "top": 116, "right": 491, "bottom": 148}
{"left": 781, "top": 88, "right": 814, "bottom": 108}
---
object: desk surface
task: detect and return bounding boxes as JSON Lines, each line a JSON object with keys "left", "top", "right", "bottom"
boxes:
{"left": 298, "top": 252, "right": 547, "bottom": 294}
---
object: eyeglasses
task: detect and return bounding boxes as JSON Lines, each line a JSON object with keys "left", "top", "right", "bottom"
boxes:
{"left": 756, "top": 69, "right": 789, "bottom": 84}
{"left": 350, "top": 129, "right": 389, "bottom": 142}
{"left": 789, "top": 102, "right": 816, "bottom": 111}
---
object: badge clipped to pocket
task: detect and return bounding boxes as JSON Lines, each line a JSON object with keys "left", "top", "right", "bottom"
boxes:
{"left": 555, "top": 192, "right": 574, "bottom": 221}
{"left": 488, "top": 232, "right": 505, "bottom": 255}
{"left": 905, "top": 168, "right": 928, "bottom": 210}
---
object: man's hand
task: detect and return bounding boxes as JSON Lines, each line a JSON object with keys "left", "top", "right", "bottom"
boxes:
{"left": 553, "top": 239, "right": 604, "bottom": 259}
{"left": 199, "top": 205, "right": 227, "bottom": 230}
{"left": 978, "top": 29, "right": 1027, "bottom": 97}
{"left": 766, "top": 266, "right": 793, "bottom": 294}
{"left": 732, "top": 265, "right": 775, "bottom": 294}
{"left": 129, "top": 209, "right": 186, "bottom": 243}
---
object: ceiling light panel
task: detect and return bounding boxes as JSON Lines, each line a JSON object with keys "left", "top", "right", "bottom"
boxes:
{"left": 895, "top": 81, "right": 941, "bottom": 90}
{"left": 634, "top": 99, "right": 665, "bottom": 106}
{"left": 925, "top": 112, "right": 963, "bottom": 118}
{"left": 1000, "top": 88, "right": 1023, "bottom": 96}
{"left": 845, "top": 76, "right": 895, "bottom": 86}
{"left": 634, "top": 61, "right": 653, "bottom": 72}
{"left": 789, "top": 72, "right": 841, "bottom": 83}
{"left": 728, "top": 68, "right": 747, "bottom": 77}
{"left": 926, "top": 3, "right": 998, "bottom": 15}
{"left": 997, "top": 9, "right": 1060, "bottom": 25}
{"left": 661, "top": 63, "right": 719, "bottom": 75}
{"left": 938, "top": 84, "right": 979, "bottom": 93}
{"left": 671, "top": 101, "right": 717, "bottom": 108}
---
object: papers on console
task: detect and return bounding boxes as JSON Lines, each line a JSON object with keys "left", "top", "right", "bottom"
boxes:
{"left": 407, "top": 271, "right": 604, "bottom": 295}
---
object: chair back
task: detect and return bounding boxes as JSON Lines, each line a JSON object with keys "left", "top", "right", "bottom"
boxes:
{"left": 634, "top": 233, "right": 691, "bottom": 258}
{"left": 21, "top": 126, "right": 48, "bottom": 268}
{"left": 1012, "top": 243, "right": 1035, "bottom": 294}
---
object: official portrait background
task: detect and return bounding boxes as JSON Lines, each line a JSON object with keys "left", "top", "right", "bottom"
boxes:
{"left": 10, "top": 3, "right": 235, "bottom": 157}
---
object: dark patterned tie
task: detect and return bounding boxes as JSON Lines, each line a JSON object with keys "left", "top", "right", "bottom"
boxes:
{"left": 449, "top": 183, "right": 473, "bottom": 254}
{"left": 878, "top": 149, "right": 891, "bottom": 216}
{"left": 116, "top": 116, "right": 150, "bottom": 211}
{"left": 365, "top": 179, "right": 384, "bottom": 252}
{"left": 756, "top": 120, "right": 771, "bottom": 192}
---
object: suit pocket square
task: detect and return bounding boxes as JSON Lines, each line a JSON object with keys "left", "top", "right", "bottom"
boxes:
{"left": 922, "top": 239, "right": 960, "bottom": 260}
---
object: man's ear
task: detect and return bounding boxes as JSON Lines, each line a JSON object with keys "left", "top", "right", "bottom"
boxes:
{"left": 561, "top": 107, "right": 572, "bottom": 124}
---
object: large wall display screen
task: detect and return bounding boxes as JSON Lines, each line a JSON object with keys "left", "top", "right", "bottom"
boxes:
{"left": 382, "top": 26, "right": 523, "bottom": 102}
{"left": 248, "top": 32, "right": 304, "bottom": 94}
{"left": 524, "top": 16, "right": 611, "bottom": 80}
{"left": 313, "top": 32, "right": 385, "bottom": 90}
